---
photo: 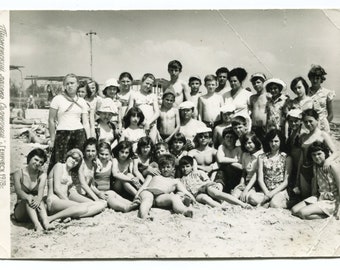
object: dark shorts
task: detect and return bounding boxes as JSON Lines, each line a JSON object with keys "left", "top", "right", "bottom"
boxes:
{"left": 214, "top": 164, "right": 242, "bottom": 193}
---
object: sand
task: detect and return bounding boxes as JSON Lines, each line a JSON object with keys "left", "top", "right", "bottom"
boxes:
{"left": 9, "top": 124, "right": 340, "bottom": 258}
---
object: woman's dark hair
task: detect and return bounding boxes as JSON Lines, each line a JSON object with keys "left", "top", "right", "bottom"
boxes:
{"left": 83, "top": 137, "right": 98, "bottom": 153}
{"left": 27, "top": 148, "right": 47, "bottom": 164}
{"left": 178, "top": 155, "right": 194, "bottom": 168}
{"left": 123, "top": 107, "right": 145, "bottom": 128}
{"left": 158, "top": 153, "right": 176, "bottom": 168}
{"left": 302, "top": 108, "right": 319, "bottom": 121}
{"left": 119, "top": 72, "right": 133, "bottom": 82}
{"left": 86, "top": 80, "right": 99, "bottom": 97}
{"left": 136, "top": 136, "right": 154, "bottom": 156}
{"left": 263, "top": 129, "right": 287, "bottom": 153}
{"left": 227, "top": 67, "right": 248, "bottom": 83}
{"left": 240, "top": 132, "right": 262, "bottom": 153}
{"left": 307, "top": 141, "right": 330, "bottom": 161}
{"left": 290, "top": 76, "right": 309, "bottom": 94}
{"left": 112, "top": 141, "right": 134, "bottom": 159}
{"left": 169, "top": 132, "right": 187, "bottom": 147}
{"left": 308, "top": 65, "right": 327, "bottom": 82}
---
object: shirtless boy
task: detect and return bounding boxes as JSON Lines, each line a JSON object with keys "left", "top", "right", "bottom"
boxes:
{"left": 163, "top": 60, "right": 190, "bottom": 108}
{"left": 248, "top": 73, "right": 267, "bottom": 143}
{"left": 197, "top": 75, "right": 224, "bottom": 128}
{"left": 158, "top": 88, "right": 180, "bottom": 142}
{"left": 188, "top": 126, "right": 218, "bottom": 175}
{"left": 187, "top": 75, "right": 204, "bottom": 119}
{"left": 136, "top": 154, "right": 194, "bottom": 219}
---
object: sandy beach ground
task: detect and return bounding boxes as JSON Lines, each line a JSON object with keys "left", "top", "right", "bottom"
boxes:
{"left": 9, "top": 124, "right": 340, "bottom": 258}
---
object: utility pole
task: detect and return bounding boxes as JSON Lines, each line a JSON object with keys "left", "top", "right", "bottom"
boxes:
{"left": 86, "top": 30, "right": 97, "bottom": 78}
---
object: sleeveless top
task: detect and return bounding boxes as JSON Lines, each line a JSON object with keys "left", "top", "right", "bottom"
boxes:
{"left": 94, "top": 160, "right": 112, "bottom": 191}
{"left": 314, "top": 165, "right": 338, "bottom": 201}
{"left": 262, "top": 152, "right": 287, "bottom": 191}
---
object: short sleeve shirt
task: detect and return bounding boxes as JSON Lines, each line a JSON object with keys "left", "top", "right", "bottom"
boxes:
{"left": 50, "top": 94, "right": 88, "bottom": 130}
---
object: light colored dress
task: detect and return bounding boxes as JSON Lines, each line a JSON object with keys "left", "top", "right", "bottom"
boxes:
{"left": 308, "top": 87, "right": 335, "bottom": 132}
{"left": 262, "top": 152, "right": 287, "bottom": 191}
{"left": 304, "top": 165, "right": 339, "bottom": 216}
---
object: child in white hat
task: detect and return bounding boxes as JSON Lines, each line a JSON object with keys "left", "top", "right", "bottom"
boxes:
{"left": 95, "top": 98, "right": 120, "bottom": 149}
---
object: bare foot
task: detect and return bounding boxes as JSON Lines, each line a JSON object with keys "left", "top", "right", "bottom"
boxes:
{"left": 34, "top": 224, "right": 44, "bottom": 231}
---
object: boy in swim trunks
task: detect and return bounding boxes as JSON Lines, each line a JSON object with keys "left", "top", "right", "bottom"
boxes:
{"left": 179, "top": 155, "right": 249, "bottom": 208}
{"left": 136, "top": 154, "right": 194, "bottom": 219}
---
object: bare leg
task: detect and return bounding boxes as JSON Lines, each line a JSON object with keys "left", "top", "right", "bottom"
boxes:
{"left": 122, "top": 182, "right": 138, "bottom": 197}
{"left": 291, "top": 201, "right": 307, "bottom": 216}
{"left": 207, "top": 186, "right": 248, "bottom": 208}
{"left": 25, "top": 204, "right": 43, "bottom": 231}
{"left": 105, "top": 190, "right": 137, "bottom": 213}
{"left": 296, "top": 204, "right": 327, "bottom": 220}
{"left": 155, "top": 194, "right": 193, "bottom": 217}
{"left": 138, "top": 190, "right": 154, "bottom": 219}
{"left": 247, "top": 192, "right": 265, "bottom": 206}
{"left": 69, "top": 190, "right": 93, "bottom": 203}
{"left": 37, "top": 203, "right": 53, "bottom": 230}
{"left": 196, "top": 193, "right": 221, "bottom": 208}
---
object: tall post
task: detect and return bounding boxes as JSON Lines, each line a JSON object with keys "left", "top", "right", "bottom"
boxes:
{"left": 86, "top": 30, "right": 97, "bottom": 78}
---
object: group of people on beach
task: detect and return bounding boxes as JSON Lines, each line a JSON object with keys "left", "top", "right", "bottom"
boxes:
{"left": 12, "top": 60, "right": 340, "bottom": 231}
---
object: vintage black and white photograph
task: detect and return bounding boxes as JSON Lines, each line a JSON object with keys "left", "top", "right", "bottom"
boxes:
{"left": 7, "top": 7, "right": 340, "bottom": 259}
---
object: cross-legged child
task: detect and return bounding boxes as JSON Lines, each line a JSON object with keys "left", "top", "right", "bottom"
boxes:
{"left": 197, "top": 74, "right": 224, "bottom": 128}
{"left": 231, "top": 132, "right": 263, "bottom": 203}
{"left": 136, "top": 154, "right": 194, "bottom": 219}
{"left": 157, "top": 88, "right": 180, "bottom": 142}
{"left": 215, "top": 127, "right": 243, "bottom": 193}
{"left": 179, "top": 155, "right": 250, "bottom": 209}
{"left": 291, "top": 141, "right": 340, "bottom": 219}
{"left": 248, "top": 129, "right": 292, "bottom": 208}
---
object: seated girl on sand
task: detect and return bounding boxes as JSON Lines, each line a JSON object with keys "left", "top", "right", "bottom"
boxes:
{"left": 291, "top": 141, "right": 340, "bottom": 219}
{"left": 91, "top": 142, "right": 139, "bottom": 212}
{"left": 133, "top": 136, "right": 155, "bottom": 183}
{"left": 112, "top": 141, "right": 143, "bottom": 198}
{"left": 231, "top": 132, "right": 263, "bottom": 203}
{"left": 179, "top": 155, "right": 250, "bottom": 209}
{"left": 13, "top": 148, "right": 50, "bottom": 231}
{"left": 135, "top": 154, "right": 194, "bottom": 219}
{"left": 247, "top": 129, "right": 292, "bottom": 208}
{"left": 120, "top": 107, "right": 147, "bottom": 153}
{"left": 46, "top": 149, "right": 106, "bottom": 222}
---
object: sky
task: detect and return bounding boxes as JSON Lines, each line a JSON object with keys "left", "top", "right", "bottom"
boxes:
{"left": 9, "top": 9, "right": 340, "bottom": 98}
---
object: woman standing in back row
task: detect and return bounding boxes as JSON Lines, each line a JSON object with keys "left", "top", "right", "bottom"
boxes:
{"left": 307, "top": 65, "right": 335, "bottom": 132}
{"left": 48, "top": 73, "right": 90, "bottom": 173}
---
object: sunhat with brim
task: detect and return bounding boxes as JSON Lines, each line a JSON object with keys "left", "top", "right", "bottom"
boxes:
{"left": 220, "top": 102, "right": 236, "bottom": 113}
{"left": 287, "top": 108, "right": 303, "bottom": 119}
{"left": 264, "top": 78, "right": 286, "bottom": 92}
{"left": 179, "top": 101, "right": 195, "bottom": 110}
{"left": 162, "top": 88, "right": 176, "bottom": 99}
{"left": 103, "top": 78, "right": 119, "bottom": 95}
{"left": 196, "top": 126, "right": 212, "bottom": 134}
{"left": 250, "top": 72, "right": 266, "bottom": 82}
{"left": 96, "top": 98, "right": 117, "bottom": 114}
